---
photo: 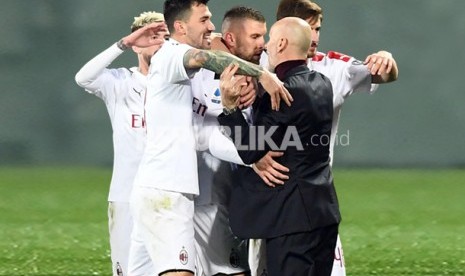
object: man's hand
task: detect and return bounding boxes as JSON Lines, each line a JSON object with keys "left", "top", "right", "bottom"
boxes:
{"left": 364, "top": 50, "right": 394, "bottom": 75}
{"left": 238, "top": 76, "right": 256, "bottom": 109}
{"left": 121, "top": 22, "right": 168, "bottom": 48}
{"left": 253, "top": 151, "right": 289, "bottom": 187}
{"left": 258, "top": 70, "right": 293, "bottom": 111}
{"left": 220, "top": 64, "right": 248, "bottom": 109}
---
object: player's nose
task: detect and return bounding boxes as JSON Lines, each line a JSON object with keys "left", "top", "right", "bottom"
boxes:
{"left": 208, "top": 21, "right": 215, "bottom": 32}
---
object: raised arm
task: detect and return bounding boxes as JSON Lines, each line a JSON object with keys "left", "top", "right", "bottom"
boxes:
{"left": 75, "top": 21, "right": 168, "bottom": 89}
{"left": 183, "top": 49, "right": 293, "bottom": 111}
{"left": 75, "top": 43, "right": 125, "bottom": 89}
{"left": 117, "top": 22, "right": 168, "bottom": 49}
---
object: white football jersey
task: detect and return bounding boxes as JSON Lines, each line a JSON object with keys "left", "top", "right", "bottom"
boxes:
{"left": 309, "top": 51, "right": 379, "bottom": 165}
{"left": 76, "top": 44, "right": 147, "bottom": 203}
{"left": 191, "top": 69, "right": 232, "bottom": 205}
{"left": 134, "top": 39, "right": 199, "bottom": 195}
{"left": 191, "top": 69, "right": 253, "bottom": 205}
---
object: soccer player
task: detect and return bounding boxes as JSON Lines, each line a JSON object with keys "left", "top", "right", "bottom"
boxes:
{"left": 74, "top": 11, "right": 167, "bottom": 276}
{"left": 191, "top": 6, "right": 267, "bottom": 275}
{"left": 128, "top": 1, "right": 291, "bottom": 275}
{"left": 250, "top": 0, "right": 399, "bottom": 275}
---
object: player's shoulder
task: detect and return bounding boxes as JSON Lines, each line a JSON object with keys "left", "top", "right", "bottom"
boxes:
{"left": 313, "top": 70, "right": 333, "bottom": 88}
{"left": 161, "top": 38, "right": 193, "bottom": 54}
{"left": 298, "top": 64, "right": 332, "bottom": 88}
{"left": 150, "top": 39, "right": 178, "bottom": 63}
{"left": 107, "top": 67, "right": 132, "bottom": 80}
{"left": 312, "top": 51, "right": 354, "bottom": 63}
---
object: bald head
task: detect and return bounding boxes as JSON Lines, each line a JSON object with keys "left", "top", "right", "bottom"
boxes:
{"left": 266, "top": 17, "right": 312, "bottom": 70}
{"left": 273, "top": 17, "right": 312, "bottom": 55}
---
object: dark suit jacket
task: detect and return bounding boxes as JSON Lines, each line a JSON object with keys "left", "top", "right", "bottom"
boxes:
{"left": 218, "top": 64, "right": 341, "bottom": 239}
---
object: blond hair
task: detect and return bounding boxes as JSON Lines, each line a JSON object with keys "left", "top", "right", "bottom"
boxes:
{"left": 131, "top": 11, "right": 164, "bottom": 32}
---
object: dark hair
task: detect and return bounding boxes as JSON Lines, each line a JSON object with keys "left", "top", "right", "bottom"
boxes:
{"left": 276, "top": 0, "right": 323, "bottom": 24}
{"left": 164, "top": 0, "right": 210, "bottom": 33}
{"left": 223, "top": 6, "right": 265, "bottom": 24}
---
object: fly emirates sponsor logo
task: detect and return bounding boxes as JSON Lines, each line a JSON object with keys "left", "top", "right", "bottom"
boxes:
{"left": 192, "top": 96, "right": 208, "bottom": 117}
{"left": 131, "top": 114, "right": 145, "bottom": 128}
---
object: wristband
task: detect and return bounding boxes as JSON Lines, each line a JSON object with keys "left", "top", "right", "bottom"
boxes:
{"left": 116, "top": 39, "right": 130, "bottom": 51}
{"left": 222, "top": 106, "right": 237, "bottom": 115}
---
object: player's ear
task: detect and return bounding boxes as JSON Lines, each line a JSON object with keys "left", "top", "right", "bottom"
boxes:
{"left": 174, "top": 20, "right": 186, "bottom": 35}
{"left": 223, "top": 32, "right": 235, "bottom": 48}
{"left": 277, "top": 38, "right": 288, "bottom": 53}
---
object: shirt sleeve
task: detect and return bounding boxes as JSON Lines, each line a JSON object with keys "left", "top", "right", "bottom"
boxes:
{"left": 150, "top": 42, "right": 198, "bottom": 83}
{"left": 346, "top": 60, "right": 378, "bottom": 95}
{"left": 208, "top": 126, "right": 246, "bottom": 165}
{"left": 217, "top": 99, "right": 290, "bottom": 165}
{"left": 74, "top": 43, "right": 125, "bottom": 97}
{"left": 312, "top": 51, "right": 377, "bottom": 102}
{"left": 192, "top": 111, "right": 212, "bottom": 152}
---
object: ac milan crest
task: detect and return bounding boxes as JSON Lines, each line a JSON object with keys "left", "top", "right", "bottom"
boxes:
{"left": 116, "top": 262, "right": 124, "bottom": 276}
{"left": 179, "top": 247, "right": 189, "bottom": 265}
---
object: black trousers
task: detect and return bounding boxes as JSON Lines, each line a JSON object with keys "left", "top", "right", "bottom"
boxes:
{"left": 265, "top": 224, "right": 339, "bottom": 276}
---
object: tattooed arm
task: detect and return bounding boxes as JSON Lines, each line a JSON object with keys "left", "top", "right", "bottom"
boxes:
{"left": 184, "top": 49, "right": 262, "bottom": 77}
{"left": 184, "top": 49, "right": 292, "bottom": 110}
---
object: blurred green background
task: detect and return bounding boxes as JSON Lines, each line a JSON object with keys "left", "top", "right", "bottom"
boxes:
{"left": 1, "top": 0, "right": 464, "bottom": 168}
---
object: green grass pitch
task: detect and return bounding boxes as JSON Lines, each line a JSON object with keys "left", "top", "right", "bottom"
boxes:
{"left": 0, "top": 167, "right": 464, "bottom": 275}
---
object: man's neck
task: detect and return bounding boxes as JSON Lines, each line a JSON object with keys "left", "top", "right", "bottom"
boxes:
{"left": 138, "top": 65, "right": 149, "bottom": 76}
{"left": 138, "top": 57, "right": 149, "bottom": 76}
{"left": 210, "top": 36, "right": 231, "bottom": 53}
{"left": 274, "top": 59, "right": 307, "bottom": 80}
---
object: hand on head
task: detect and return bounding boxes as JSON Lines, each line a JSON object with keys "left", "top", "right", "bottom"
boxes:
{"left": 123, "top": 22, "right": 169, "bottom": 48}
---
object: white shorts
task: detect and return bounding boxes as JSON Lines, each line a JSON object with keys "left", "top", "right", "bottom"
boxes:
{"left": 108, "top": 201, "right": 132, "bottom": 276}
{"left": 248, "top": 235, "right": 346, "bottom": 276}
{"left": 247, "top": 238, "right": 267, "bottom": 276}
{"left": 128, "top": 217, "right": 155, "bottom": 276}
{"left": 194, "top": 204, "right": 249, "bottom": 275}
{"left": 331, "top": 235, "right": 346, "bottom": 275}
{"left": 108, "top": 202, "right": 154, "bottom": 276}
{"left": 129, "top": 186, "right": 196, "bottom": 275}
